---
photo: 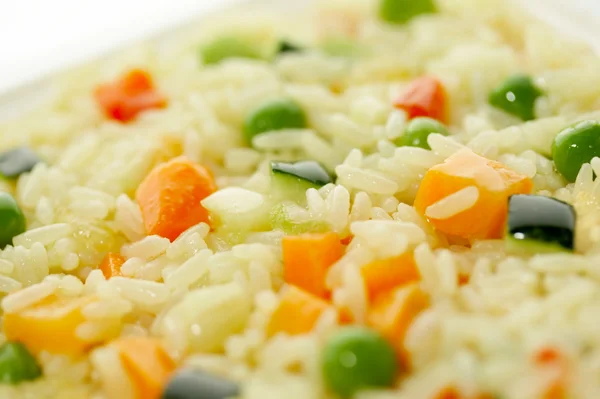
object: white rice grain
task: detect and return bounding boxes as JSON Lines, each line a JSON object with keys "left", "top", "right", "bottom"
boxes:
{"left": 2, "top": 280, "right": 57, "bottom": 313}
{"left": 13, "top": 223, "right": 73, "bottom": 248}
{"left": 121, "top": 235, "right": 170, "bottom": 261}
{"left": 425, "top": 186, "right": 479, "bottom": 220}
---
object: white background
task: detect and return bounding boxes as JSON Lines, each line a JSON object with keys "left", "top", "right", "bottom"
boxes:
{"left": 0, "top": 0, "right": 599, "bottom": 95}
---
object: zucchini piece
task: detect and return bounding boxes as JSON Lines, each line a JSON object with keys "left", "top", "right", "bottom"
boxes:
{"left": 506, "top": 194, "right": 576, "bottom": 253}
{"left": 270, "top": 203, "right": 329, "bottom": 235}
{"left": 270, "top": 161, "right": 333, "bottom": 202}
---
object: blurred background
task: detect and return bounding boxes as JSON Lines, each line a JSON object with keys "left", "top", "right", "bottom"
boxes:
{"left": 1, "top": 0, "right": 600, "bottom": 95}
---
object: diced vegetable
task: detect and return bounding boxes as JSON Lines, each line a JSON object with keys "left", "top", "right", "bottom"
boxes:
{"left": 552, "top": 120, "right": 600, "bottom": 182}
{"left": 489, "top": 75, "right": 542, "bottom": 121}
{"left": 161, "top": 369, "right": 239, "bottom": 399}
{"left": 266, "top": 285, "right": 330, "bottom": 337}
{"left": 99, "top": 252, "right": 126, "bottom": 279}
{"left": 361, "top": 252, "right": 420, "bottom": 302}
{"left": 270, "top": 203, "right": 329, "bottom": 235}
{"left": 322, "top": 326, "right": 398, "bottom": 398}
{"left": 414, "top": 148, "right": 533, "bottom": 240}
{"left": 95, "top": 69, "right": 167, "bottom": 122}
{"left": 4, "top": 295, "right": 97, "bottom": 356}
{"left": 243, "top": 99, "right": 307, "bottom": 145}
{"left": 395, "top": 117, "right": 449, "bottom": 150}
{"left": 0, "top": 342, "right": 41, "bottom": 384}
{"left": 321, "top": 38, "right": 363, "bottom": 58}
{"left": 283, "top": 232, "right": 344, "bottom": 298}
{"left": 136, "top": 157, "right": 217, "bottom": 242}
{"left": 367, "top": 284, "right": 429, "bottom": 368}
{"left": 0, "top": 192, "right": 26, "bottom": 249}
{"left": 0, "top": 147, "right": 41, "bottom": 179}
{"left": 270, "top": 160, "right": 333, "bottom": 202}
{"left": 394, "top": 76, "right": 447, "bottom": 123}
{"left": 506, "top": 195, "right": 576, "bottom": 253}
{"left": 114, "top": 337, "right": 176, "bottom": 399}
{"left": 379, "top": 0, "right": 436, "bottom": 24}
{"left": 200, "top": 36, "right": 262, "bottom": 65}
{"left": 277, "top": 40, "right": 303, "bottom": 54}
{"left": 533, "top": 347, "right": 567, "bottom": 399}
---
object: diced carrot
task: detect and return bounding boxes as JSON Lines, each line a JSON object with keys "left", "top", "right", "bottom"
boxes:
{"left": 282, "top": 232, "right": 344, "bottom": 298}
{"left": 135, "top": 156, "right": 217, "bottom": 242}
{"left": 434, "top": 387, "right": 496, "bottom": 399}
{"left": 99, "top": 252, "right": 126, "bottom": 279}
{"left": 340, "top": 235, "right": 353, "bottom": 246}
{"left": 394, "top": 76, "right": 447, "bottom": 123}
{"left": 533, "top": 347, "right": 568, "bottom": 399}
{"left": 266, "top": 285, "right": 331, "bottom": 337}
{"left": 95, "top": 69, "right": 167, "bottom": 123}
{"left": 367, "top": 284, "right": 430, "bottom": 369}
{"left": 434, "top": 387, "right": 460, "bottom": 399}
{"left": 414, "top": 148, "right": 533, "bottom": 240}
{"left": 361, "top": 252, "right": 420, "bottom": 302}
{"left": 4, "top": 295, "right": 97, "bottom": 356}
{"left": 113, "top": 337, "right": 176, "bottom": 399}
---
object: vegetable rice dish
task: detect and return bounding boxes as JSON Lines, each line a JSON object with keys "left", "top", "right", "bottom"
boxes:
{"left": 1, "top": 0, "right": 600, "bottom": 398}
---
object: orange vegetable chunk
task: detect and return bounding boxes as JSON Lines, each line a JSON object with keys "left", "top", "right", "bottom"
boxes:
{"left": 114, "top": 337, "right": 176, "bottom": 399}
{"left": 361, "top": 252, "right": 420, "bottom": 302}
{"left": 266, "top": 285, "right": 331, "bottom": 337}
{"left": 95, "top": 69, "right": 167, "bottom": 122}
{"left": 282, "top": 232, "right": 344, "bottom": 298}
{"left": 394, "top": 76, "right": 447, "bottom": 123}
{"left": 367, "top": 284, "right": 429, "bottom": 368}
{"left": 414, "top": 148, "right": 533, "bottom": 240}
{"left": 4, "top": 295, "right": 96, "bottom": 356}
{"left": 99, "top": 252, "right": 126, "bottom": 279}
{"left": 136, "top": 156, "right": 217, "bottom": 242}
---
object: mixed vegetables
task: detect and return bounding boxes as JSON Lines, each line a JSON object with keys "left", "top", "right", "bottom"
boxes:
{"left": 0, "top": 1, "right": 598, "bottom": 398}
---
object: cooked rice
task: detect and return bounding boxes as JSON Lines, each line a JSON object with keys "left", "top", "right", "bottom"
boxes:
{"left": 1, "top": 0, "right": 600, "bottom": 398}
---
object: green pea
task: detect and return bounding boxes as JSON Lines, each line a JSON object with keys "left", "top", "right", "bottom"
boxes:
{"left": 552, "top": 120, "right": 600, "bottom": 182}
{"left": 379, "top": 0, "right": 436, "bottom": 24}
{"left": 0, "top": 192, "right": 26, "bottom": 249}
{"left": 0, "top": 342, "right": 41, "bottom": 384}
{"left": 200, "top": 36, "right": 261, "bottom": 65}
{"left": 322, "top": 327, "right": 398, "bottom": 398}
{"left": 243, "top": 99, "right": 307, "bottom": 144}
{"left": 395, "top": 117, "right": 449, "bottom": 149}
{"left": 489, "top": 75, "right": 542, "bottom": 121}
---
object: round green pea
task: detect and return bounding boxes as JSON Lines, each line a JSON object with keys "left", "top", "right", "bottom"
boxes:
{"left": 396, "top": 117, "right": 449, "bottom": 149}
{"left": 552, "top": 120, "right": 600, "bottom": 182}
{"left": 489, "top": 74, "right": 542, "bottom": 121}
{"left": 243, "top": 99, "right": 307, "bottom": 145}
{"left": 322, "top": 327, "right": 398, "bottom": 398}
{"left": 200, "top": 36, "right": 261, "bottom": 65}
{"left": 0, "top": 342, "right": 41, "bottom": 384}
{"left": 0, "top": 192, "right": 26, "bottom": 249}
{"left": 379, "top": 0, "right": 436, "bottom": 24}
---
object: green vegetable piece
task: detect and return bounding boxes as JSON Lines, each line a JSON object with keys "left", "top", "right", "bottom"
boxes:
{"left": 322, "top": 327, "right": 398, "bottom": 398}
{"left": 0, "top": 193, "right": 26, "bottom": 249}
{"left": 379, "top": 0, "right": 436, "bottom": 24}
{"left": 243, "top": 99, "right": 307, "bottom": 144}
{"left": 552, "top": 120, "right": 600, "bottom": 182}
{"left": 277, "top": 40, "right": 303, "bottom": 55}
{"left": 200, "top": 36, "right": 261, "bottom": 65}
{"left": 0, "top": 147, "right": 41, "bottom": 179}
{"left": 270, "top": 203, "right": 329, "bottom": 235}
{"left": 395, "top": 117, "right": 449, "bottom": 149}
{"left": 506, "top": 194, "right": 576, "bottom": 254}
{"left": 321, "top": 38, "right": 362, "bottom": 58}
{"left": 0, "top": 342, "right": 42, "bottom": 384}
{"left": 271, "top": 161, "right": 332, "bottom": 187}
{"left": 489, "top": 75, "right": 542, "bottom": 121}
